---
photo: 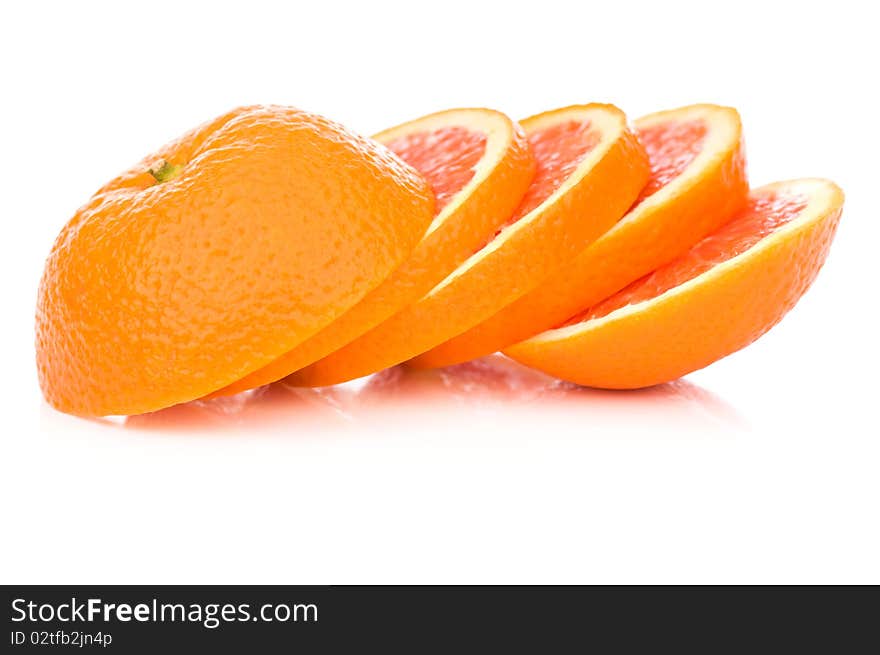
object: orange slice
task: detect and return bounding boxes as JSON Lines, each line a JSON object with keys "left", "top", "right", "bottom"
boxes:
{"left": 212, "top": 108, "right": 535, "bottom": 397}
{"left": 35, "top": 106, "right": 435, "bottom": 416}
{"left": 289, "top": 104, "right": 651, "bottom": 387}
{"left": 506, "top": 179, "right": 844, "bottom": 389}
{"left": 412, "top": 104, "right": 748, "bottom": 369}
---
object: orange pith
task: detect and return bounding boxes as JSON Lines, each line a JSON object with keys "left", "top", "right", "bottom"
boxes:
{"left": 209, "top": 108, "right": 535, "bottom": 398}
{"left": 36, "top": 105, "right": 435, "bottom": 416}
{"left": 385, "top": 126, "right": 487, "bottom": 212}
{"left": 412, "top": 104, "right": 746, "bottom": 369}
{"left": 286, "top": 104, "right": 651, "bottom": 388}
{"left": 578, "top": 191, "right": 808, "bottom": 322}
{"left": 505, "top": 179, "right": 844, "bottom": 390}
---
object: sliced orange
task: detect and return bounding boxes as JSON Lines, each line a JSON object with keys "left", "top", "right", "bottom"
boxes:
{"left": 212, "top": 108, "right": 535, "bottom": 397}
{"left": 289, "top": 104, "right": 651, "bottom": 387}
{"left": 412, "top": 104, "right": 748, "bottom": 369}
{"left": 506, "top": 179, "right": 844, "bottom": 389}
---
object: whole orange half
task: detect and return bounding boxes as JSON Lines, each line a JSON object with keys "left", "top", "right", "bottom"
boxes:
{"left": 36, "top": 105, "right": 435, "bottom": 416}
{"left": 289, "top": 104, "right": 650, "bottom": 387}
{"left": 505, "top": 179, "right": 844, "bottom": 389}
{"left": 412, "top": 104, "right": 748, "bottom": 368}
{"left": 212, "top": 108, "right": 535, "bottom": 397}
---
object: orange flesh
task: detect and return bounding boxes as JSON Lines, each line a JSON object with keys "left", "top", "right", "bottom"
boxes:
{"left": 488, "top": 120, "right": 599, "bottom": 237}
{"left": 385, "top": 127, "right": 487, "bottom": 212}
{"left": 575, "top": 190, "right": 809, "bottom": 322}
{"left": 633, "top": 119, "right": 707, "bottom": 204}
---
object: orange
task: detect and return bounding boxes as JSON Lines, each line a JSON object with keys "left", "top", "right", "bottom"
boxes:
{"left": 36, "top": 105, "right": 435, "bottom": 416}
{"left": 212, "top": 108, "right": 535, "bottom": 397}
{"left": 288, "top": 104, "right": 651, "bottom": 387}
{"left": 412, "top": 104, "right": 748, "bottom": 368}
{"left": 506, "top": 179, "right": 844, "bottom": 389}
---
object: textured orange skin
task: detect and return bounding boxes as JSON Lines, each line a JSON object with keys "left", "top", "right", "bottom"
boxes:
{"left": 288, "top": 104, "right": 650, "bottom": 387}
{"left": 213, "top": 108, "right": 535, "bottom": 397}
{"left": 412, "top": 105, "right": 748, "bottom": 369}
{"left": 506, "top": 180, "right": 844, "bottom": 389}
{"left": 36, "top": 105, "right": 434, "bottom": 416}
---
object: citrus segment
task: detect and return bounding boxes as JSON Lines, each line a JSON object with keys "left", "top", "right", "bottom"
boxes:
{"left": 494, "top": 119, "right": 601, "bottom": 230}
{"left": 506, "top": 179, "right": 844, "bottom": 389}
{"left": 385, "top": 126, "right": 488, "bottom": 213}
{"left": 288, "top": 104, "right": 650, "bottom": 387}
{"left": 412, "top": 104, "right": 747, "bottom": 368}
{"left": 211, "top": 108, "right": 535, "bottom": 397}
{"left": 633, "top": 119, "right": 708, "bottom": 202}
{"left": 36, "top": 105, "right": 435, "bottom": 416}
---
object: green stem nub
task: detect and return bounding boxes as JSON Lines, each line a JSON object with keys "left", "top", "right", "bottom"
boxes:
{"left": 148, "top": 160, "right": 182, "bottom": 183}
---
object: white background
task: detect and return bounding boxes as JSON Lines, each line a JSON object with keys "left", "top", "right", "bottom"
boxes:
{"left": 1, "top": 0, "right": 877, "bottom": 584}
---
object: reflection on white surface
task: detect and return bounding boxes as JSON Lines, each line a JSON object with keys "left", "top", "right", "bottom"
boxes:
{"left": 121, "top": 355, "right": 746, "bottom": 434}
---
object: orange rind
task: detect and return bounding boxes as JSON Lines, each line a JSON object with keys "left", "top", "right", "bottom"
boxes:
{"left": 36, "top": 105, "right": 434, "bottom": 416}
